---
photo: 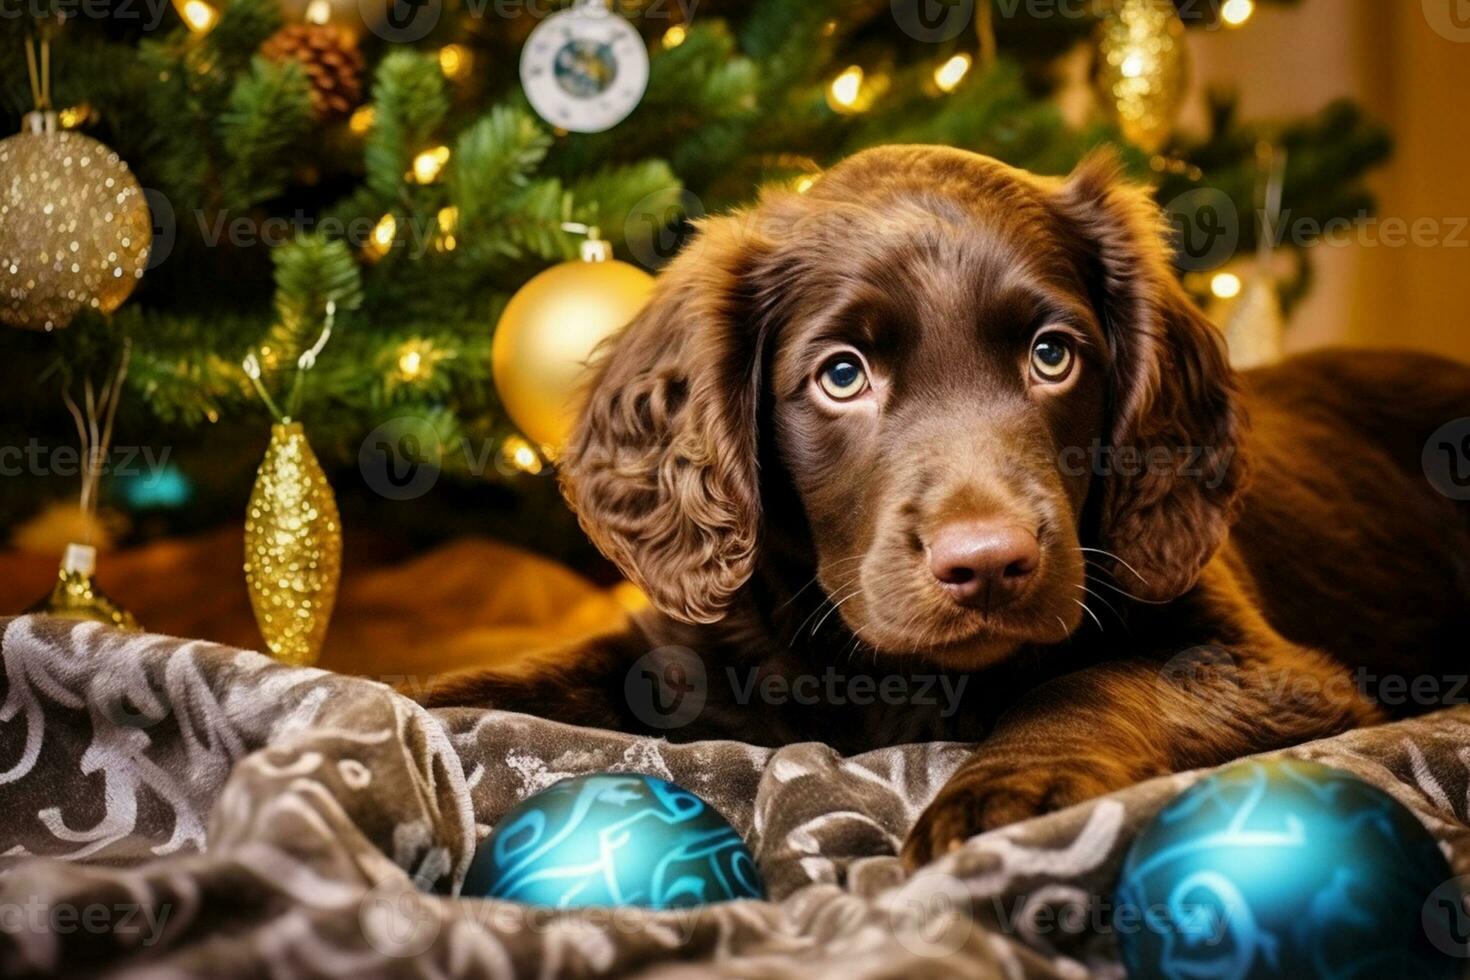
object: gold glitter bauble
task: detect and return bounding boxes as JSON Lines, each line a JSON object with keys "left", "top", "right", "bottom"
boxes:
{"left": 26, "top": 543, "right": 141, "bottom": 631}
{"left": 0, "top": 112, "right": 152, "bottom": 331}
{"left": 244, "top": 421, "right": 342, "bottom": 666}
{"left": 1095, "top": 0, "right": 1189, "bottom": 153}
{"left": 492, "top": 247, "right": 654, "bottom": 450}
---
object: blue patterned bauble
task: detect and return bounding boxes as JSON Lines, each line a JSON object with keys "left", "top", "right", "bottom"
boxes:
{"left": 1115, "top": 759, "right": 1465, "bottom": 980}
{"left": 465, "top": 773, "right": 765, "bottom": 909}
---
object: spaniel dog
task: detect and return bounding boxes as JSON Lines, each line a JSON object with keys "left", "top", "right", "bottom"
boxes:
{"left": 424, "top": 145, "right": 1470, "bottom": 868}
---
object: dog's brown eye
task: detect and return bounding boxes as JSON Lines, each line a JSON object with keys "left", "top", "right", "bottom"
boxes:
{"left": 1030, "top": 335, "right": 1075, "bottom": 383}
{"left": 817, "top": 355, "right": 869, "bottom": 400}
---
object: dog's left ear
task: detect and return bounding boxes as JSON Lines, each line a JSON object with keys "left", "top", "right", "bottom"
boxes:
{"left": 559, "top": 215, "right": 773, "bottom": 624}
{"left": 1055, "top": 151, "right": 1249, "bottom": 602}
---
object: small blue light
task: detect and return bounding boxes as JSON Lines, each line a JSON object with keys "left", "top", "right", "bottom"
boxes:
{"left": 121, "top": 465, "right": 193, "bottom": 509}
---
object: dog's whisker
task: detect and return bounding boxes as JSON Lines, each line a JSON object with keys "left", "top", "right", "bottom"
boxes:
{"left": 1072, "top": 597, "right": 1105, "bottom": 633}
{"left": 1079, "top": 567, "right": 1172, "bottom": 606}
{"left": 1077, "top": 583, "right": 1128, "bottom": 626}
{"left": 1076, "top": 546, "right": 1149, "bottom": 584}
{"left": 789, "top": 566, "right": 865, "bottom": 642}
{"left": 812, "top": 586, "right": 864, "bottom": 636}
{"left": 774, "top": 554, "right": 866, "bottom": 613}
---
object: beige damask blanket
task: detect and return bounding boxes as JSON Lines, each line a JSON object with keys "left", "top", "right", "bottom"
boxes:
{"left": 2, "top": 614, "right": 1469, "bottom": 978}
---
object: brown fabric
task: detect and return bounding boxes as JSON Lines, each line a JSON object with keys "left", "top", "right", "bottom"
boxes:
{"left": 0, "top": 532, "right": 630, "bottom": 680}
{"left": 3, "top": 615, "right": 1469, "bottom": 978}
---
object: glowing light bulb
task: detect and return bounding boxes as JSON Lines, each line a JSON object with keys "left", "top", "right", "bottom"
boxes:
{"left": 366, "top": 213, "right": 396, "bottom": 259}
{"left": 411, "top": 146, "right": 451, "bottom": 184}
{"left": 179, "top": 0, "right": 218, "bottom": 32}
{"left": 349, "top": 106, "right": 375, "bottom": 135}
{"left": 828, "top": 66, "right": 866, "bottom": 113}
{"left": 1221, "top": 0, "right": 1254, "bottom": 27}
{"left": 934, "top": 53, "right": 973, "bottom": 93}
{"left": 501, "top": 436, "right": 543, "bottom": 475}
{"left": 304, "top": 0, "right": 330, "bottom": 24}
{"left": 439, "top": 44, "right": 472, "bottom": 80}
{"left": 398, "top": 348, "right": 423, "bottom": 379}
{"left": 662, "top": 25, "right": 687, "bottom": 48}
{"left": 1211, "top": 272, "right": 1243, "bottom": 299}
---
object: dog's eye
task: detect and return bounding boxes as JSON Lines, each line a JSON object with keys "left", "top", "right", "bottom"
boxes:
{"left": 1030, "top": 334, "right": 1075, "bottom": 383}
{"left": 817, "top": 355, "right": 869, "bottom": 400}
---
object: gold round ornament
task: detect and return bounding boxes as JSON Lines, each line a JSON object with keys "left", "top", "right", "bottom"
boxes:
{"left": 0, "top": 112, "right": 152, "bottom": 331}
{"left": 244, "top": 421, "right": 342, "bottom": 666}
{"left": 27, "top": 543, "right": 141, "bottom": 632}
{"left": 492, "top": 242, "right": 655, "bottom": 450}
{"left": 1095, "top": 0, "right": 1189, "bottom": 153}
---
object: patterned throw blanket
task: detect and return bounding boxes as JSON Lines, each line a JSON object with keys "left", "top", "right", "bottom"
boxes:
{"left": 3, "top": 614, "right": 1469, "bottom": 978}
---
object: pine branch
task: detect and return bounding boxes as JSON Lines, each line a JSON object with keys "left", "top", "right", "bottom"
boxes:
{"left": 216, "top": 57, "right": 313, "bottom": 206}
{"left": 570, "top": 160, "right": 681, "bottom": 248}
{"left": 363, "top": 51, "right": 449, "bottom": 207}
{"left": 268, "top": 235, "right": 365, "bottom": 367}
{"left": 449, "top": 105, "right": 552, "bottom": 234}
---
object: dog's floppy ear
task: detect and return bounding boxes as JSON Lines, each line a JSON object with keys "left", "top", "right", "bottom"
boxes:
{"left": 1056, "top": 151, "right": 1249, "bottom": 602}
{"left": 559, "top": 216, "right": 771, "bottom": 624}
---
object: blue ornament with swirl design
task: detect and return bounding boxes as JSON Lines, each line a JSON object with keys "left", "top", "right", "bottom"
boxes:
{"left": 1115, "top": 758, "right": 1465, "bottom": 980}
{"left": 465, "top": 773, "right": 765, "bottom": 909}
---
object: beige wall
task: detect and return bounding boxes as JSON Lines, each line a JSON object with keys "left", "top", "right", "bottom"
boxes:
{"left": 1184, "top": 0, "right": 1470, "bottom": 360}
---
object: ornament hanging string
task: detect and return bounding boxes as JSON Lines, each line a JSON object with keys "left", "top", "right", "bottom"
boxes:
{"left": 243, "top": 300, "right": 336, "bottom": 423}
{"left": 23, "top": 31, "right": 52, "bottom": 112}
{"left": 53, "top": 339, "right": 131, "bottom": 545}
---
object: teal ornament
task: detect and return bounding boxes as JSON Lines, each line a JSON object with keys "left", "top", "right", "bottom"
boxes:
{"left": 1115, "top": 758, "right": 1465, "bottom": 979}
{"left": 465, "top": 773, "right": 765, "bottom": 909}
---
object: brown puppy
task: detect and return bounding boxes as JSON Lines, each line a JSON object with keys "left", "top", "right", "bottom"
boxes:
{"left": 422, "top": 145, "right": 1470, "bottom": 868}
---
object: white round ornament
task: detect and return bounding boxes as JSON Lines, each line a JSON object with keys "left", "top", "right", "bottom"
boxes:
{"left": 520, "top": 0, "right": 650, "bottom": 134}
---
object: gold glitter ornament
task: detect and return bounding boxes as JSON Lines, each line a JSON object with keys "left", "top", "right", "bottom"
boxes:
{"left": 1094, "top": 0, "right": 1189, "bottom": 153}
{"left": 27, "top": 543, "right": 141, "bottom": 631}
{"left": 0, "top": 111, "right": 152, "bottom": 331}
{"left": 243, "top": 421, "right": 342, "bottom": 666}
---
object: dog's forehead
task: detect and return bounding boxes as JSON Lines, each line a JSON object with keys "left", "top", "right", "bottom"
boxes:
{"left": 772, "top": 186, "right": 1075, "bottom": 311}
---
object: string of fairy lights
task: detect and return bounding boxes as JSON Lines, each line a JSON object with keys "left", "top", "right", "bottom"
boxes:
{"left": 32, "top": 0, "right": 1262, "bottom": 476}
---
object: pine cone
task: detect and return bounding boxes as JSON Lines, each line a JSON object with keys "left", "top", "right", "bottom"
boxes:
{"left": 260, "top": 23, "right": 365, "bottom": 121}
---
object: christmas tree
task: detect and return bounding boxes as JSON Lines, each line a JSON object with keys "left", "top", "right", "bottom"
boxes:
{"left": 0, "top": 0, "right": 1390, "bottom": 560}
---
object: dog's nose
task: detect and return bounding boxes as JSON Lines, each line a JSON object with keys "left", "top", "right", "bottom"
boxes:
{"left": 926, "top": 521, "right": 1040, "bottom": 610}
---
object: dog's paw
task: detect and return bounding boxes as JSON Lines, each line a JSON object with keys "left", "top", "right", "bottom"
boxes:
{"left": 900, "top": 756, "right": 1131, "bottom": 871}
